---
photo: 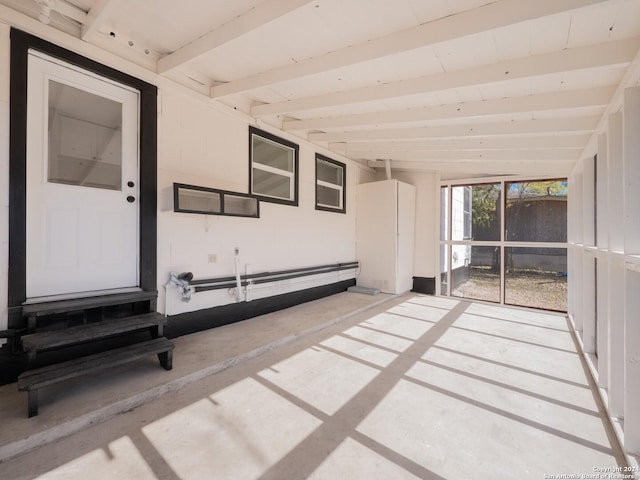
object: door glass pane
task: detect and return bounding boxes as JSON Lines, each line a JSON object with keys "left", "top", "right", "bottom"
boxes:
{"left": 452, "top": 184, "right": 501, "bottom": 241}
{"left": 452, "top": 246, "right": 501, "bottom": 303}
{"left": 48, "top": 80, "right": 123, "bottom": 191}
{"left": 505, "top": 180, "right": 567, "bottom": 242}
{"left": 505, "top": 247, "right": 567, "bottom": 311}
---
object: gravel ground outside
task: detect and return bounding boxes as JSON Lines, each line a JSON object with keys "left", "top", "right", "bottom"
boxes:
{"left": 452, "top": 267, "right": 567, "bottom": 312}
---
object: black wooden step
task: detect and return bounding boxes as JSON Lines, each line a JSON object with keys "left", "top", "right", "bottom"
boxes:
{"left": 21, "top": 312, "right": 167, "bottom": 354}
{"left": 18, "top": 337, "right": 174, "bottom": 417}
{"left": 22, "top": 291, "right": 157, "bottom": 318}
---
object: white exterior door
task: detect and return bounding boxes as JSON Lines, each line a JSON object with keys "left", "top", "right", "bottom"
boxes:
{"left": 26, "top": 51, "right": 140, "bottom": 299}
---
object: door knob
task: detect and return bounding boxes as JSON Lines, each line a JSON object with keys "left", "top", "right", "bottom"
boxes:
{"left": 127, "top": 181, "right": 135, "bottom": 187}
{"left": 127, "top": 196, "right": 135, "bottom": 203}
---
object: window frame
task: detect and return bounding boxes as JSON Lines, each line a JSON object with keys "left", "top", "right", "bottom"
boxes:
{"left": 315, "top": 153, "right": 346, "bottom": 214}
{"left": 439, "top": 176, "right": 568, "bottom": 311}
{"left": 249, "top": 126, "right": 299, "bottom": 206}
{"left": 8, "top": 28, "right": 158, "bottom": 307}
{"left": 504, "top": 178, "right": 568, "bottom": 243}
{"left": 463, "top": 186, "right": 472, "bottom": 240}
{"left": 173, "top": 183, "right": 260, "bottom": 218}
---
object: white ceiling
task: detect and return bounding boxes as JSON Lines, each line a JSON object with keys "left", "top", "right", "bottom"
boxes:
{"left": 3, "top": 0, "right": 640, "bottom": 179}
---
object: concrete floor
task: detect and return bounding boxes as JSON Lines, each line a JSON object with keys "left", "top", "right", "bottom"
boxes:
{"left": 0, "top": 292, "right": 627, "bottom": 479}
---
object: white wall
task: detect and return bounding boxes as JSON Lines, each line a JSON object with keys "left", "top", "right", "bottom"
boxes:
{"left": 157, "top": 90, "right": 363, "bottom": 314}
{"left": 0, "top": 19, "right": 374, "bottom": 324}
{"left": 568, "top": 87, "right": 640, "bottom": 462}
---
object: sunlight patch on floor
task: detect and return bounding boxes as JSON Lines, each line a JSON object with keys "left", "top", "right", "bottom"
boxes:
{"left": 141, "top": 378, "right": 321, "bottom": 480}
{"left": 258, "top": 346, "right": 380, "bottom": 416}
{"left": 360, "top": 311, "right": 436, "bottom": 339}
{"left": 308, "top": 437, "right": 421, "bottom": 480}
{"left": 19, "top": 294, "right": 623, "bottom": 480}
{"left": 356, "top": 378, "right": 618, "bottom": 480}
{"left": 34, "top": 436, "right": 156, "bottom": 480}
{"left": 342, "top": 324, "right": 414, "bottom": 352}
{"left": 434, "top": 326, "right": 587, "bottom": 385}
{"left": 319, "top": 334, "right": 398, "bottom": 368}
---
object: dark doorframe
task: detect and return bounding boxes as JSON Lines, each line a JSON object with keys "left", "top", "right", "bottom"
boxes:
{"left": 8, "top": 28, "right": 157, "bottom": 307}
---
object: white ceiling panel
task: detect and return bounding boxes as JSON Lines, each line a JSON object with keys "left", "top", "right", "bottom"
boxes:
{"left": 3, "top": 0, "right": 639, "bottom": 177}
{"left": 530, "top": 14, "right": 573, "bottom": 55}
{"left": 492, "top": 21, "right": 533, "bottom": 61}
{"left": 101, "top": 0, "right": 263, "bottom": 55}
{"left": 567, "top": 0, "right": 640, "bottom": 46}
{"left": 406, "top": 0, "right": 496, "bottom": 23}
{"left": 431, "top": 31, "right": 500, "bottom": 72}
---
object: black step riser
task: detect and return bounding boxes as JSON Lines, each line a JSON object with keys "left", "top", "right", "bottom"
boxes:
{"left": 22, "top": 291, "right": 158, "bottom": 317}
{"left": 16, "top": 292, "right": 167, "bottom": 417}
{"left": 21, "top": 313, "right": 166, "bottom": 353}
{"left": 18, "top": 337, "right": 174, "bottom": 417}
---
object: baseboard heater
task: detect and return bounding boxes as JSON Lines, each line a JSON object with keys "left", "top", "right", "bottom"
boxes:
{"left": 191, "top": 261, "right": 360, "bottom": 293}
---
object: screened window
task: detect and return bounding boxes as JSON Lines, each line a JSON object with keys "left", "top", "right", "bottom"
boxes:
{"left": 249, "top": 127, "right": 299, "bottom": 206}
{"left": 440, "top": 178, "right": 567, "bottom": 312}
{"left": 174, "top": 183, "right": 259, "bottom": 218}
{"left": 505, "top": 180, "right": 567, "bottom": 242}
{"left": 452, "top": 184, "right": 501, "bottom": 241}
{"left": 315, "top": 154, "right": 346, "bottom": 213}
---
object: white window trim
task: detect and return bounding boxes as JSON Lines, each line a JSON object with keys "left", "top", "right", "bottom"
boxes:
{"left": 252, "top": 163, "right": 295, "bottom": 201}
{"left": 252, "top": 162, "right": 294, "bottom": 178}
{"left": 315, "top": 154, "right": 346, "bottom": 213}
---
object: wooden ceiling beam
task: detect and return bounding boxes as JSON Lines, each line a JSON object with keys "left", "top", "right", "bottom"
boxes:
{"left": 81, "top": 0, "right": 113, "bottom": 41}
{"left": 55, "top": 0, "right": 87, "bottom": 24}
{"left": 578, "top": 43, "right": 640, "bottom": 160}
{"left": 350, "top": 148, "right": 581, "bottom": 161}
{"left": 366, "top": 159, "right": 574, "bottom": 176}
{"left": 157, "top": 0, "right": 314, "bottom": 74}
{"left": 282, "top": 86, "right": 614, "bottom": 131}
{"left": 309, "top": 116, "right": 600, "bottom": 142}
{"left": 329, "top": 135, "right": 590, "bottom": 153}
{"left": 252, "top": 37, "right": 639, "bottom": 117}
{"left": 211, "top": 0, "right": 608, "bottom": 98}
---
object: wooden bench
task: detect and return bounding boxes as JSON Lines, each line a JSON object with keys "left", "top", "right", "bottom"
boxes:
{"left": 21, "top": 312, "right": 167, "bottom": 362}
{"left": 18, "top": 337, "right": 174, "bottom": 417}
{"left": 22, "top": 291, "right": 158, "bottom": 333}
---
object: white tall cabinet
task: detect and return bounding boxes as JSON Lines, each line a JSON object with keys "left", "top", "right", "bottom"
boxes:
{"left": 356, "top": 179, "right": 416, "bottom": 294}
